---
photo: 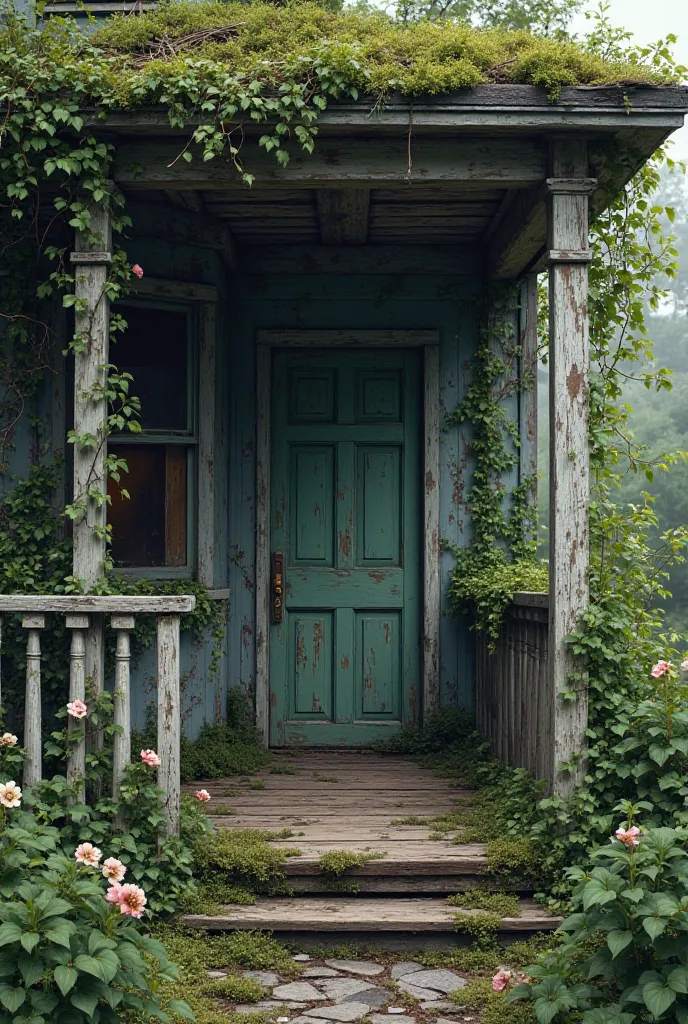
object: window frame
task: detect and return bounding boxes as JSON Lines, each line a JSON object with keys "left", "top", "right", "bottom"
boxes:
{"left": 108, "top": 295, "right": 200, "bottom": 579}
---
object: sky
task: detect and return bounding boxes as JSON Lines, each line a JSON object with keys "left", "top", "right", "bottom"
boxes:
{"left": 570, "top": 0, "right": 688, "bottom": 161}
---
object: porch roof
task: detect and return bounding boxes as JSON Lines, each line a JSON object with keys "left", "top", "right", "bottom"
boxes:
{"left": 108, "top": 84, "right": 688, "bottom": 280}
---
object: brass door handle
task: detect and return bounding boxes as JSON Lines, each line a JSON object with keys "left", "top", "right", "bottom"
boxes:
{"left": 272, "top": 551, "right": 284, "bottom": 623}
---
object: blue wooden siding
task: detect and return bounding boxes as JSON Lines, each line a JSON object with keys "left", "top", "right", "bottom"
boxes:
{"left": 6, "top": 229, "right": 504, "bottom": 736}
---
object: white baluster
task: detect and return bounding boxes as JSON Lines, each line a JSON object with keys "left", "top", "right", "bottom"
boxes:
{"left": 22, "top": 613, "right": 45, "bottom": 788}
{"left": 157, "top": 614, "right": 181, "bottom": 835}
{"left": 66, "top": 614, "right": 89, "bottom": 802}
{"left": 111, "top": 614, "right": 134, "bottom": 801}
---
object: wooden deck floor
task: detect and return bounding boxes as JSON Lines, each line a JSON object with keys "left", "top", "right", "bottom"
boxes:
{"left": 186, "top": 749, "right": 487, "bottom": 881}
{"left": 183, "top": 750, "right": 563, "bottom": 938}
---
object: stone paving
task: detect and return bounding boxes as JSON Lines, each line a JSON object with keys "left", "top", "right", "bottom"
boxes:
{"left": 209, "top": 955, "right": 477, "bottom": 1023}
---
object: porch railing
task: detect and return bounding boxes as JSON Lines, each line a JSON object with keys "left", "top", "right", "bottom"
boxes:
{"left": 475, "top": 592, "right": 551, "bottom": 785}
{"left": 0, "top": 595, "right": 195, "bottom": 834}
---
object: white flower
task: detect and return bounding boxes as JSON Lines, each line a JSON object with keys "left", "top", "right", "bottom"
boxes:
{"left": 0, "top": 781, "right": 22, "bottom": 808}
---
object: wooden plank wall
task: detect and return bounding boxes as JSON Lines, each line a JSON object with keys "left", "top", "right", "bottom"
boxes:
{"left": 475, "top": 594, "right": 551, "bottom": 784}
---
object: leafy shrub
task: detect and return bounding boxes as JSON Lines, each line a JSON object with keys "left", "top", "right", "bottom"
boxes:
{"left": 134, "top": 689, "right": 270, "bottom": 783}
{"left": 0, "top": 810, "right": 193, "bottom": 1024}
{"left": 193, "top": 829, "right": 299, "bottom": 894}
{"left": 508, "top": 821, "right": 688, "bottom": 1023}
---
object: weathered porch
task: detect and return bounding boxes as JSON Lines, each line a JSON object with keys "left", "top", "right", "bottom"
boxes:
{"left": 5, "top": 83, "right": 688, "bottom": 836}
{"left": 182, "top": 749, "right": 561, "bottom": 945}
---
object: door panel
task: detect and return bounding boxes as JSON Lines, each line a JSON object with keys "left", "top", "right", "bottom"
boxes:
{"left": 269, "top": 349, "right": 421, "bottom": 746}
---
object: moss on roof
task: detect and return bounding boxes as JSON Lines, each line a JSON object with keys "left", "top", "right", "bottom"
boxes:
{"left": 89, "top": 1, "right": 674, "bottom": 99}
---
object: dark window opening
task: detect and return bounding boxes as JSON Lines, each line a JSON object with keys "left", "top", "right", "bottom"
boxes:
{"left": 108, "top": 302, "right": 194, "bottom": 571}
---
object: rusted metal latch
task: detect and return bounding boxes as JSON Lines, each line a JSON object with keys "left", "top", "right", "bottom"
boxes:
{"left": 272, "top": 551, "right": 284, "bottom": 623}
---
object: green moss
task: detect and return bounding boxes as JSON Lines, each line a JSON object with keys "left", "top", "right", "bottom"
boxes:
{"left": 453, "top": 910, "right": 503, "bottom": 947}
{"left": 92, "top": 2, "right": 670, "bottom": 99}
{"left": 318, "top": 850, "right": 385, "bottom": 877}
{"left": 447, "top": 890, "right": 520, "bottom": 917}
{"left": 456, "top": 979, "right": 537, "bottom": 1024}
{"left": 200, "top": 975, "right": 269, "bottom": 1002}
{"left": 194, "top": 829, "right": 301, "bottom": 894}
{"left": 182, "top": 881, "right": 257, "bottom": 914}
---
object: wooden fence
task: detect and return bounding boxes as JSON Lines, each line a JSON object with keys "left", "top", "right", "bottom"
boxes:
{"left": 0, "top": 594, "right": 195, "bottom": 834}
{"left": 475, "top": 592, "right": 552, "bottom": 784}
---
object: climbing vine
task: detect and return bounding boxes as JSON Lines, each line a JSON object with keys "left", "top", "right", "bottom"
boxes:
{"left": 446, "top": 287, "right": 544, "bottom": 642}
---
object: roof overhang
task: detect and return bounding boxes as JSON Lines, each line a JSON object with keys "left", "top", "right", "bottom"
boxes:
{"left": 92, "top": 84, "right": 688, "bottom": 280}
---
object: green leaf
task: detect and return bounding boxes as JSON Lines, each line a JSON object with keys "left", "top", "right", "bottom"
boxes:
{"left": 0, "top": 985, "right": 27, "bottom": 1012}
{"left": 642, "top": 917, "right": 668, "bottom": 940}
{"left": 0, "top": 923, "right": 22, "bottom": 947}
{"left": 17, "top": 954, "right": 43, "bottom": 988}
{"left": 71, "top": 990, "right": 99, "bottom": 1016}
{"left": 668, "top": 968, "right": 688, "bottom": 994}
{"left": 45, "top": 923, "right": 76, "bottom": 948}
{"left": 167, "top": 999, "right": 196, "bottom": 1020}
{"left": 54, "top": 966, "right": 78, "bottom": 996}
{"left": 608, "top": 930, "right": 633, "bottom": 958}
{"left": 643, "top": 981, "right": 676, "bottom": 1018}
{"left": 20, "top": 933, "right": 40, "bottom": 954}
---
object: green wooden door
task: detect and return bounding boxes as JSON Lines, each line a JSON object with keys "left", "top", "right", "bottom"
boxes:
{"left": 269, "top": 349, "right": 421, "bottom": 746}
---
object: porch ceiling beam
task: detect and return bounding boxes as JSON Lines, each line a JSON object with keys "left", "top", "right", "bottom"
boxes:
{"left": 484, "top": 187, "right": 545, "bottom": 280}
{"left": 113, "top": 138, "right": 547, "bottom": 190}
{"left": 316, "top": 189, "right": 370, "bottom": 244}
{"left": 125, "top": 200, "right": 238, "bottom": 270}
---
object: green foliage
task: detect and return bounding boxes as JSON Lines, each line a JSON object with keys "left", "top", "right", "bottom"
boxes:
{"left": 158, "top": 926, "right": 297, "bottom": 974}
{"left": 508, "top": 823, "right": 688, "bottom": 1023}
{"left": 199, "top": 975, "right": 269, "bottom": 1002}
{"left": 448, "top": 556, "right": 547, "bottom": 644}
{"left": 193, "top": 829, "right": 300, "bottom": 895}
{"left": 318, "top": 850, "right": 385, "bottom": 877}
{"left": 416, "top": 934, "right": 554, "bottom": 973}
{"left": 394, "top": 0, "right": 581, "bottom": 36}
{"left": 447, "top": 890, "right": 521, "bottom": 917}
{"left": 0, "top": 810, "right": 193, "bottom": 1024}
{"left": 13, "top": 693, "right": 198, "bottom": 916}
{"left": 457, "top": 978, "right": 537, "bottom": 1024}
{"left": 134, "top": 689, "right": 269, "bottom": 784}
{"left": 445, "top": 287, "right": 542, "bottom": 642}
{"left": 453, "top": 910, "right": 503, "bottom": 946}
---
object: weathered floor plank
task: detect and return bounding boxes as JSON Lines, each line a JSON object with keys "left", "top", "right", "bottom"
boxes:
{"left": 183, "top": 896, "right": 561, "bottom": 933}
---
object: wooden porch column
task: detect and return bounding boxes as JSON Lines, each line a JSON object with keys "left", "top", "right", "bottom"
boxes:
{"left": 69, "top": 198, "right": 112, "bottom": 709}
{"left": 546, "top": 139, "right": 596, "bottom": 795}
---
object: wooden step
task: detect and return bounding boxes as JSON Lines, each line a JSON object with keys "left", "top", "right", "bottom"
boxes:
{"left": 183, "top": 895, "right": 561, "bottom": 947}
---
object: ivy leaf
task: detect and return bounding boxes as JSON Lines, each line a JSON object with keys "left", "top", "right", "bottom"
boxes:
{"left": 607, "top": 930, "right": 633, "bottom": 958}
{"left": 642, "top": 917, "right": 668, "bottom": 940}
{"left": 71, "top": 990, "right": 99, "bottom": 1016}
{"left": 54, "top": 966, "right": 78, "bottom": 996}
{"left": 0, "top": 985, "right": 26, "bottom": 1013}
{"left": 668, "top": 968, "right": 688, "bottom": 994}
{"left": 643, "top": 981, "right": 676, "bottom": 1017}
{"left": 20, "top": 933, "right": 40, "bottom": 954}
{"left": 0, "top": 923, "right": 22, "bottom": 946}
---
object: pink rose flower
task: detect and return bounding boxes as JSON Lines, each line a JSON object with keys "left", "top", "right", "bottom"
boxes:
{"left": 0, "top": 733, "right": 18, "bottom": 747}
{"left": 102, "top": 857, "right": 126, "bottom": 882}
{"left": 118, "top": 883, "right": 147, "bottom": 918}
{"left": 615, "top": 825, "right": 641, "bottom": 847}
{"left": 651, "top": 660, "right": 672, "bottom": 678}
{"left": 105, "top": 882, "right": 124, "bottom": 904}
{"left": 74, "top": 842, "right": 102, "bottom": 866}
{"left": 0, "top": 780, "right": 22, "bottom": 808}
{"left": 195, "top": 789, "right": 211, "bottom": 802}
{"left": 492, "top": 969, "right": 512, "bottom": 992}
{"left": 67, "top": 699, "right": 88, "bottom": 719}
{"left": 131, "top": 264, "right": 144, "bottom": 279}
{"left": 140, "top": 749, "right": 161, "bottom": 767}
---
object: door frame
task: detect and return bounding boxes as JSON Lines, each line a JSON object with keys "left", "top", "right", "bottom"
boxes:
{"left": 255, "top": 329, "right": 441, "bottom": 746}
